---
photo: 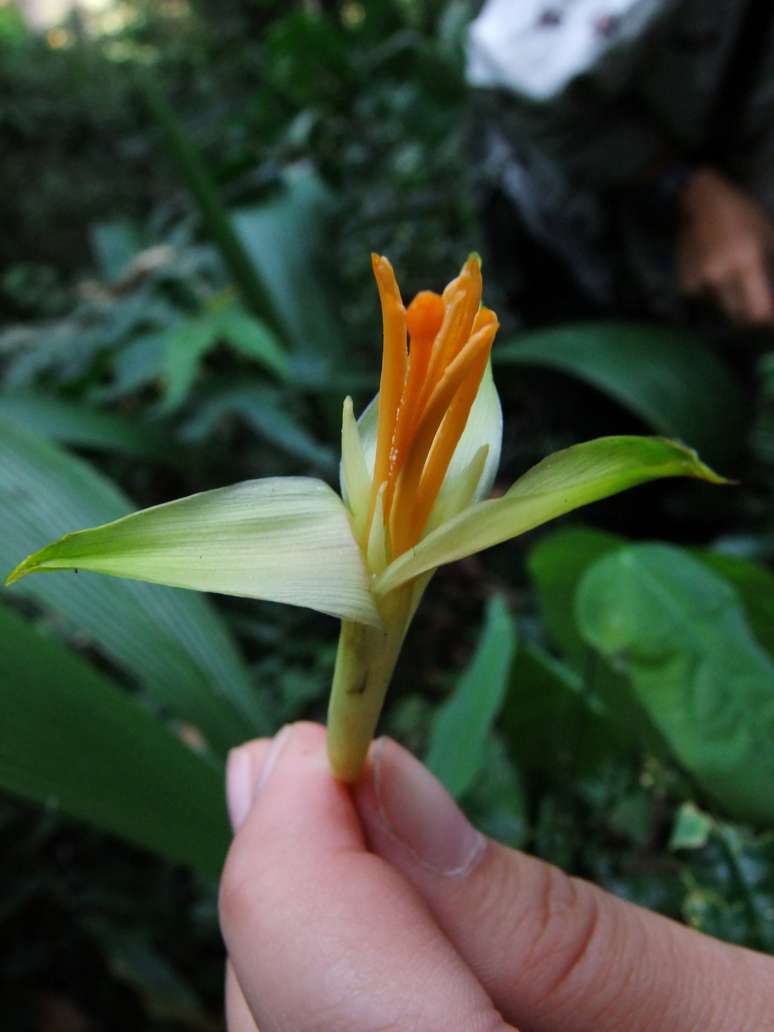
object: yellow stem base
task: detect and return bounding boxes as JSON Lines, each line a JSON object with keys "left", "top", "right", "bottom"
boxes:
{"left": 326, "top": 587, "right": 412, "bottom": 782}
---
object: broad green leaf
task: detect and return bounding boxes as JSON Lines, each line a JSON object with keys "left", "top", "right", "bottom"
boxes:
{"left": 234, "top": 166, "right": 343, "bottom": 367}
{"left": 528, "top": 528, "right": 774, "bottom": 761}
{"left": 0, "top": 390, "right": 173, "bottom": 465}
{"left": 0, "top": 419, "right": 265, "bottom": 755}
{"left": 180, "top": 380, "right": 335, "bottom": 473}
{"left": 160, "top": 314, "right": 219, "bottom": 413}
{"left": 0, "top": 600, "right": 229, "bottom": 877}
{"left": 160, "top": 303, "right": 289, "bottom": 413}
{"left": 8, "top": 475, "right": 381, "bottom": 629}
{"left": 496, "top": 322, "right": 745, "bottom": 466}
{"left": 97, "top": 331, "right": 167, "bottom": 401}
{"left": 215, "top": 299, "right": 290, "bottom": 381}
{"left": 527, "top": 525, "right": 625, "bottom": 667}
{"left": 460, "top": 735, "right": 528, "bottom": 849}
{"left": 528, "top": 527, "right": 774, "bottom": 666}
{"left": 426, "top": 594, "right": 516, "bottom": 798}
{"left": 693, "top": 550, "right": 774, "bottom": 660}
{"left": 377, "top": 436, "right": 725, "bottom": 593}
{"left": 501, "top": 640, "right": 636, "bottom": 778}
{"left": 578, "top": 545, "right": 774, "bottom": 824}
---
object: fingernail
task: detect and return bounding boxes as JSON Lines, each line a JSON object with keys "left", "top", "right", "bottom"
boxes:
{"left": 226, "top": 747, "right": 253, "bottom": 832}
{"left": 371, "top": 737, "right": 485, "bottom": 876}
{"left": 254, "top": 723, "right": 293, "bottom": 797}
{"left": 225, "top": 725, "right": 294, "bottom": 833}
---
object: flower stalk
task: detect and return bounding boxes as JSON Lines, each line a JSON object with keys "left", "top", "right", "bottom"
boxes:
{"left": 327, "top": 585, "right": 414, "bottom": 781}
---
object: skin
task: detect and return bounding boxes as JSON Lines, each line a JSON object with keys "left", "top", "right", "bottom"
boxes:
{"left": 677, "top": 168, "right": 774, "bottom": 328}
{"left": 220, "top": 722, "right": 774, "bottom": 1032}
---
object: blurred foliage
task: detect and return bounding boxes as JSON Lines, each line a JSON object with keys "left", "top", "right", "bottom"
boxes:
{"left": 2, "top": 0, "right": 774, "bottom": 1027}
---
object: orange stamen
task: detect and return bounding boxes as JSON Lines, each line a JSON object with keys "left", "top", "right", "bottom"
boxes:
{"left": 411, "top": 345, "right": 491, "bottom": 536}
{"left": 389, "top": 317, "right": 498, "bottom": 554}
{"left": 472, "top": 305, "right": 497, "bottom": 333}
{"left": 406, "top": 290, "right": 445, "bottom": 341}
{"left": 363, "top": 254, "right": 499, "bottom": 562}
{"left": 365, "top": 254, "right": 406, "bottom": 545}
{"left": 420, "top": 256, "right": 482, "bottom": 406}
{"left": 383, "top": 291, "right": 445, "bottom": 513}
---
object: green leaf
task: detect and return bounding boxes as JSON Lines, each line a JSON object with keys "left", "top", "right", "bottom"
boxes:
{"left": 377, "top": 436, "right": 726, "bottom": 593}
{"left": 670, "top": 802, "right": 714, "bottom": 851}
{"left": 0, "top": 390, "right": 173, "bottom": 465}
{"left": 180, "top": 381, "right": 336, "bottom": 473}
{"left": 234, "top": 166, "right": 344, "bottom": 367}
{"left": 426, "top": 594, "right": 516, "bottom": 798}
{"left": 90, "top": 219, "right": 143, "bottom": 282}
{"left": 0, "top": 599, "right": 229, "bottom": 877}
{"left": 496, "top": 322, "right": 746, "bottom": 466}
{"left": 8, "top": 474, "right": 381, "bottom": 629}
{"left": 160, "top": 314, "right": 220, "bottom": 413}
{"left": 160, "top": 303, "right": 290, "bottom": 413}
{"left": 0, "top": 419, "right": 265, "bottom": 755}
{"left": 215, "top": 299, "right": 290, "bottom": 381}
{"left": 527, "top": 525, "right": 625, "bottom": 667}
{"left": 461, "top": 735, "right": 528, "bottom": 849}
{"left": 501, "top": 640, "right": 636, "bottom": 778}
{"left": 577, "top": 545, "right": 774, "bottom": 824}
{"left": 97, "top": 331, "right": 167, "bottom": 401}
{"left": 693, "top": 550, "right": 774, "bottom": 660}
{"left": 528, "top": 527, "right": 774, "bottom": 667}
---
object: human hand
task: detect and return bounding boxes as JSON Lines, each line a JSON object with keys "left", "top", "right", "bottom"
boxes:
{"left": 677, "top": 168, "right": 774, "bottom": 327}
{"left": 220, "top": 722, "right": 774, "bottom": 1031}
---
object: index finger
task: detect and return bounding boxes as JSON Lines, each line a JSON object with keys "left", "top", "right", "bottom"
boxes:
{"left": 219, "top": 722, "right": 509, "bottom": 1032}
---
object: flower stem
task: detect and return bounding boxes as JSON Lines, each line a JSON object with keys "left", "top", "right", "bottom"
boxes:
{"left": 326, "top": 587, "right": 413, "bottom": 782}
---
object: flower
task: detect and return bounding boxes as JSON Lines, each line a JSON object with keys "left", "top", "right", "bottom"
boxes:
{"left": 6, "top": 254, "right": 725, "bottom": 780}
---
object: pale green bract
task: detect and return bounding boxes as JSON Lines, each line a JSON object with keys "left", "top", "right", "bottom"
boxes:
{"left": 5, "top": 346, "right": 727, "bottom": 783}
{"left": 8, "top": 476, "right": 381, "bottom": 627}
{"left": 6, "top": 364, "right": 723, "bottom": 625}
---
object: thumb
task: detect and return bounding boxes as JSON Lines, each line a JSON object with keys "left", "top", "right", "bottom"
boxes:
{"left": 354, "top": 737, "right": 773, "bottom": 1032}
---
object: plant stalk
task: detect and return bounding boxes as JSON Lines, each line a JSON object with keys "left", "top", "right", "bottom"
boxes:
{"left": 326, "top": 586, "right": 413, "bottom": 782}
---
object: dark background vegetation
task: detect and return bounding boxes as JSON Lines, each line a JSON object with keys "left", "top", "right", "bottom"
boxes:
{"left": 2, "top": 1, "right": 774, "bottom": 1028}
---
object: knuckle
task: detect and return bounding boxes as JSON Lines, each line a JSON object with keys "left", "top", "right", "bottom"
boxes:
{"left": 469, "top": 1007, "right": 515, "bottom": 1032}
{"left": 522, "top": 865, "right": 603, "bottom": 1004}
{"left": 466, "top": 850, "right": 604, "bottom": 1003}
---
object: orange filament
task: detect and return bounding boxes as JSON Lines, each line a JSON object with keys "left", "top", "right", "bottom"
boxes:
{"left": 364, "top": 254, "right": 499, "bottom": 558}
{"left": 382, "top": 291, "right": 445, "bottom": 514}
{"left": 389, "top": 318, "right": 498, "bottom": 555}
{"left": 407, "top": 290, "right": 445, "bottom": 340}
{"left": 420, "top": 256, "right": 482, "bottom": 406}
{"left": 365, "top": 254, "right": 407, "bottom": 540}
